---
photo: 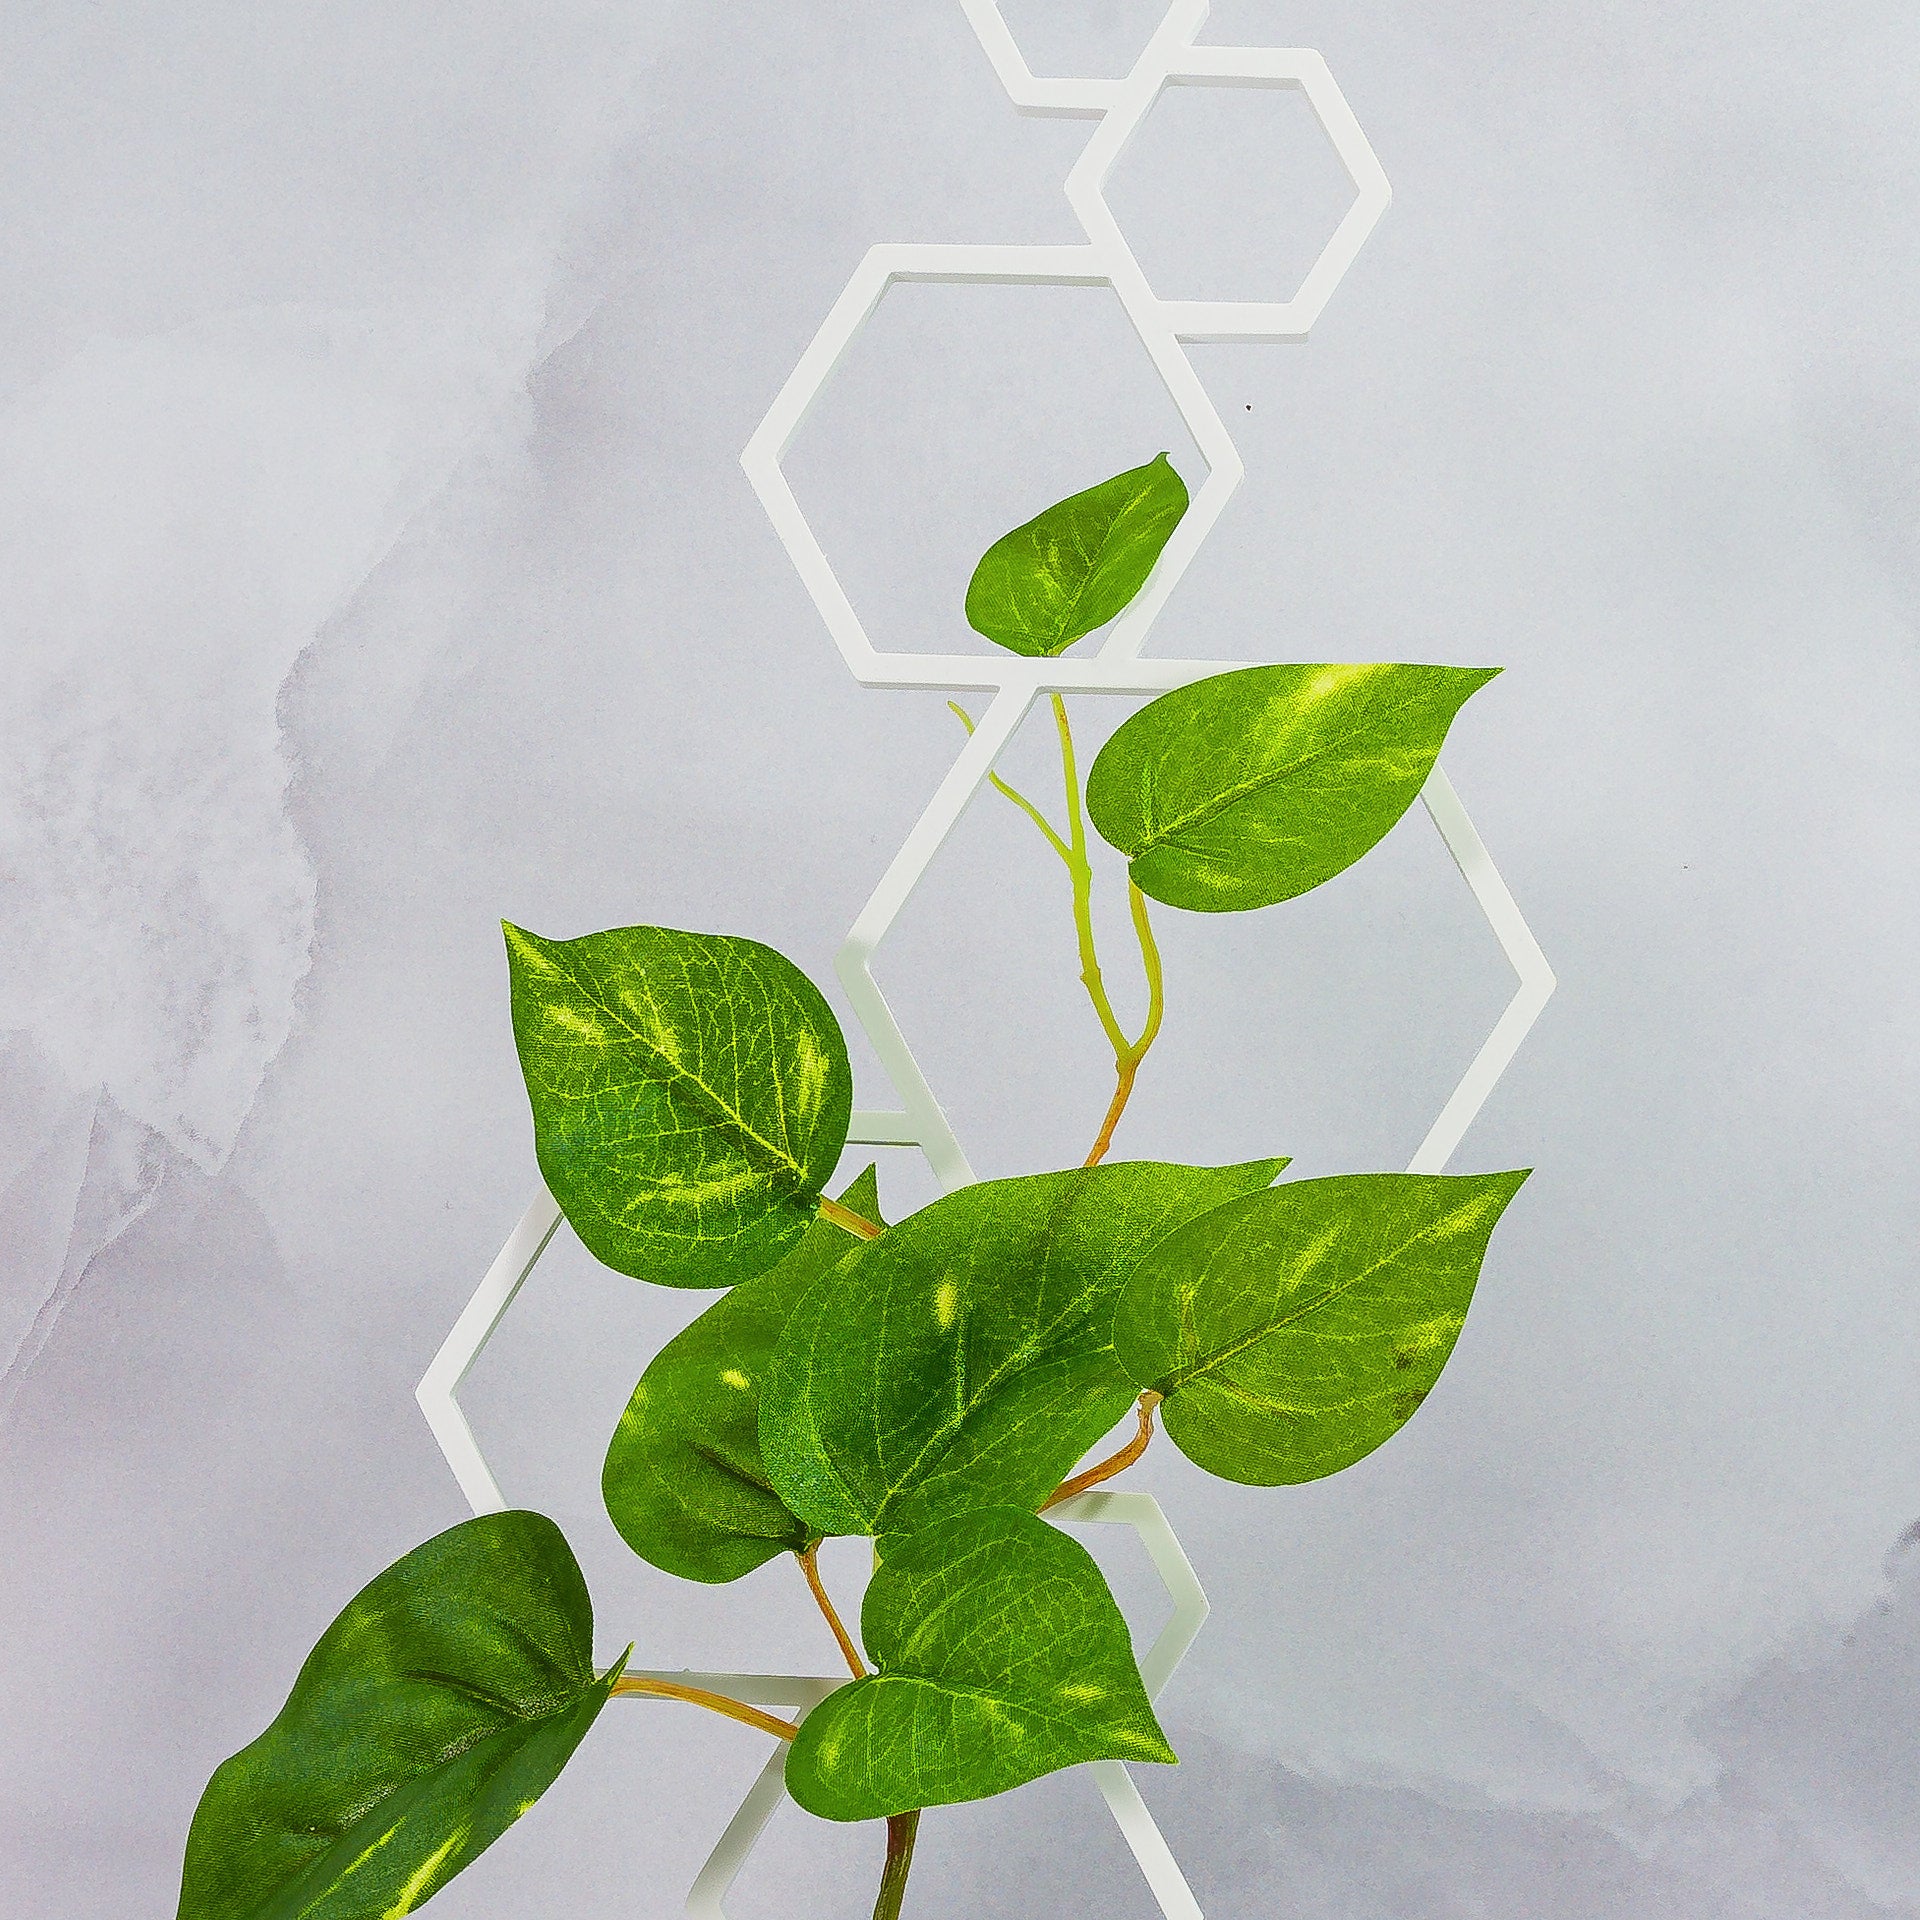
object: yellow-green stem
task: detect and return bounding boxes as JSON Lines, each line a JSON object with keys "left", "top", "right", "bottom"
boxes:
{"left": 947, "top": 702, "right": 1072, "bottom": 869}
{"left": 953, "top": 694, "right": 1169, "bottom": 1164}
{"left": 1083, "top": 878, "right": 1166, "bottom": 1165}
{"left": 1051, "top": 694, "right": 1132, "bottom": 1060}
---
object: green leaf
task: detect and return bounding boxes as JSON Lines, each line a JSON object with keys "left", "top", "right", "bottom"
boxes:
{"left": 1085, "top": 663, "right": 1501, "bottom": 913}
{"left": 965, "top": 455, "right": 1190, "bottom": 657}
{"left": 504, "top": 922, "right": 852, "bottom": 1288}
{"left": 178, "top": 1512, "right": 620, "bottom": 1920}
{"left": 761, "top": 1157, "right": 1287, "bottom": 1538}
{"left": 785, "top": 1508, "right": 1173, "bottom": 1821}
{"left": 602, "top": 1166, "right": 885, "bottom": 1583}
{"left": 1113, "top": 1171, "right": 1530, "bottom": 1485}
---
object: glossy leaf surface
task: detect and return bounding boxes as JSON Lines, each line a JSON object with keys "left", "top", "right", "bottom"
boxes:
{"left": 505, "top": 921, "right": 851, "bottom": 1288}
{"left": 602, "top": 1167, "right": 884, "bottom": 1583}
{"left": 1114, "top": 1171, "right": 1529, "bottom": 1484}
{"left": 785, "top": 1508, "right": 1173, "bottom": 1821}
{"left": 965, "top": 455, "right": 1189, "bottom": 657}
{"left": 761, "top": 1157, "right": 1286, "bottom": 1537}
{"left": 1086, "top": 663, "right": 1500, "bottom": 912}
{"left": 179, "top": 1512, "right": 619, "bottom": 1920}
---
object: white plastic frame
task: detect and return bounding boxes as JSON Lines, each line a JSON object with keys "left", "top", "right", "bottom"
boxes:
{"left": 419, "top": 6, "right": 1551, "bottom": 1916}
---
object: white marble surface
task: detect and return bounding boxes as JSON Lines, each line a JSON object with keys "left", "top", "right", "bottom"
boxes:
{"left": 2, "top": 3, "right": 1917, "bottom": 1915}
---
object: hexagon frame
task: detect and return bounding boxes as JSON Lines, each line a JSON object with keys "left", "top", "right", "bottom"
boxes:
{"left": 739, "top": 246, "right": 1242, "bottom": 688}
{"left": 1069, "top": 46, "right": 1394, "bottom": 343}
{"left": 418, "top": 6, "right": 1553, "bottom": 1916}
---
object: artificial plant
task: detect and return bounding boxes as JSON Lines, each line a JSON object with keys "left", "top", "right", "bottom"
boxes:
{"left": 178, "top": 456, "right": 1528, "bottom": 1920}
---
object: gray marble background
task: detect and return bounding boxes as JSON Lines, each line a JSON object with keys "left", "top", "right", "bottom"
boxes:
{"left": 3, "top": 2, "right": 1916, "bottom": 1914}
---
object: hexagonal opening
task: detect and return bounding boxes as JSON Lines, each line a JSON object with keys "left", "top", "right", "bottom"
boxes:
{"left": 1104, "top": 79, "right": 1361, "bottom": 307}
{"left": 779, "top": 278, "right": 1205, "bottom": 660}
{"left": 992, "top": 0, "right": 1173, "bottom": 81}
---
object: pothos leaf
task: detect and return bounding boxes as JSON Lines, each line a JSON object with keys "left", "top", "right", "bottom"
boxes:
{"left": 602, "top": 1166, "right": 886, "bottom": 1583}
{"left": 784, "top": 1508, "right": 1173, "bottom": 1822}
{"left": 177, "top": 1512, "right": 620, "bottom": 1920}
{"left": 1113, "top": 1171, "right": 1530, "bottom": 1485}
{"left": 504, "top": 922, "right": 852, "bottom": 1288}
{"left": 965, "top": 454, "right": 1190, "bottom": 657}
{"left": 1085, "top": 663, "right": 1501, "bottom": 912}
{"left": 760, "top": 1157, "right": 1287, "bottom": 1538}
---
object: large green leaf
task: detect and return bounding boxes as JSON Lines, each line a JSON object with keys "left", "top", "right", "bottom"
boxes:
{"left": 603, "top": 1166, "right": 885, "bottom": 1583}
{"left": 1113, "top": 1171, "right": 1529, "bottom": 1485}
{"left": 965, "top": 455, "right": 1189, "bottom": 657}
{"left": 785, "top": 1508, "right": 1173, "bottom": 1821}
{"left": 178, "top": 1512, "right": 621, "bottom": 1920}
{"left": 761, "top": 1157, "right": 1287, "bottom": 1538}
{"left": 504, "top": 921, "right": 852, "bottom": 1288}
{"left": 1085, "top": 663, "right": 1501, "bottom": 913}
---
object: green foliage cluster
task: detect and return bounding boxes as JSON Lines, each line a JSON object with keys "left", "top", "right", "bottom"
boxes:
{"left": 177, "top": 457, "right": 1528, "bottom": 1920}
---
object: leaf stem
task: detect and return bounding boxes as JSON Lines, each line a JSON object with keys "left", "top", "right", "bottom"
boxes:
{"left": 819, "top": 1196, "right": 883, "bottom": 1241}
{"left": 1083, "top": 885, "right": 1164, "bottom": 1166}
{"left": 872, "top": 1811, "right": 921, "bottom": 1920}
{"left": 1042, "top": 1392, "right": 1163, "bottom": 1510}
{"left": 947, "top": 702, "right": 1074, "bottom": 870}
{"left": 1127, "top": 876, "right": 1166, "bottom": 1059}
{"left": 610, "top": 1676, "right": 799, "bottom": 1742}
{"left": 958, "top": 692, "right": 1170, "bottom": 1162}
{"left": 1082, "top": 1058, "right": 1141, "bottom": 1170}
{"left": 1052, "top": 694, "right": 1134, "bottom": 1062}
{"left": 797, "top": 1542, "right": 866, "bottom": 1679}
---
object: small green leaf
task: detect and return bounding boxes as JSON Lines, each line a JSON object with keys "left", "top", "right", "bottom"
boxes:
{"left": 504, "top": 922, "right": 852, "bottom": 1288}
{"left": 965, "top": 455, "right": 1190, "bottom": 657}
{"left": 1113, "top": 1171, "right": 1530, "bottom": 1485}
{"left": 761, "top": 1157, "right": 1287, "bottom": 1538}
{"left": 178, "top": 1512, "right": 620, "bottom": 1920}
{"left": 1085, "top": 663, "right": 1501, "bottom": 913}
{"left": 785, "top": 1508, "right": 1173, "bottom": 1821}
{"left": 603, "top": 1167, "right": 885, "bottom": 1583}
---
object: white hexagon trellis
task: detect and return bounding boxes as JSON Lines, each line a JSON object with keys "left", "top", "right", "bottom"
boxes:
{"left": 418, "top": 5, "right": 1555, "bottom": 1917}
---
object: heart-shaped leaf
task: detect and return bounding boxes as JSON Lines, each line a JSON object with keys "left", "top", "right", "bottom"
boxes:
{"left": 603, "top": 1166, "right": 885, "bottom": 1583}
{"left": 1085, "top": 663, "right": 1501, "bottom": 912}
{"left": 1114, "top": 1171, "right": 1529, "bottom": 1485}
{"left": 504, "top": 922, "right": 852, "bottom": 1288}
{"left": 178, "top": 1512, "right": 621, "bottom": 1920}
{"left": 761, "top": 1157, "right": 1287, "bottom": 1538}
{"left": 785, "top": 1507, "right": 1173, "bottom": 1821}
{"left": 965, "top": 454, "right": 1189, "bottom": 657}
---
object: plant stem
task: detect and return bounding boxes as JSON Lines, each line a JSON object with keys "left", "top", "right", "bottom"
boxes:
{"left": 797, "top": 1542, "right": 866, "bottom": 1679}
{"left": 819, "top": 1195, "right": 883, "bottom": 1241}
{"left": 958, "top": 693, "right": 1170, "bottom": 1161}
{"left": 610, "top": 1676, "right": 799, "bottom": 1742}
{"left": 1082, "top": 880, "right": 1166, "bottom": 1166}
{"left": 1127, "top": 876, "right": 1166, "bottom": 1059}
{"left": 1042, "top": 1392, "right": 1162, "bottom": 1510}
{"left": 948, "top": 703, "right": 1073, "bottom": 870}
{"left": 1082, "top": 1059, "right": 1139, "bottom": 1170}
{"left": 872, "top": 1811, "right": 921, "bottom": 1920}
{"left": 1052, "top": 695, "right": 1134, "bottom": 1061}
